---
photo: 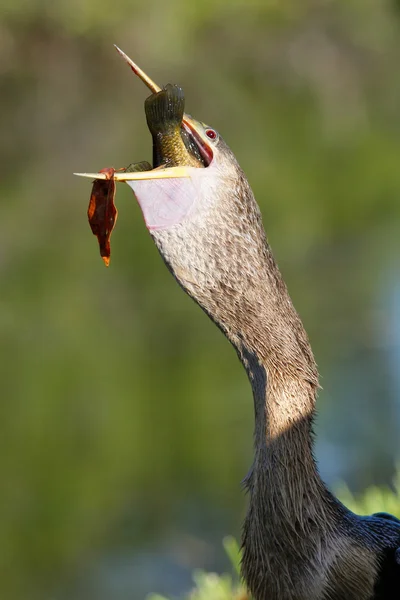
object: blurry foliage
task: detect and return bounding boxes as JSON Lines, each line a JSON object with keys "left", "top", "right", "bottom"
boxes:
{"left": 149, "top": 482, "right": 400, "bottom": 600}
{"left": 338, "top": 466, "right": 400, "bottom": 517}
{"left": 1, "top": 1, "right": 400, "bottom": 599}
{"left": 149, "top": 570, "right": 249, "bottom": 600}
{"left": 148, "top": 537, "right": 249, "bottom": 600}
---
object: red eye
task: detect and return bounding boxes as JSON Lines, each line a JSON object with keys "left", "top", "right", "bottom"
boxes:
{"left": 205, "top": 129, "right": 217, "bottom": 140}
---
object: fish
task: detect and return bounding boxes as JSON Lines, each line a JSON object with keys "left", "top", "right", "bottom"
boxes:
{"left": 114, "top": 83, "right": 210, "bottom": 230}
{"left": 144, "top": 83, "right": 205, "bottom": 169}
{"left": 87, "top": 162, "right": 151, "bottom": 266}
{"left": 87, "top": 167, "right": 118, "bottom": 267}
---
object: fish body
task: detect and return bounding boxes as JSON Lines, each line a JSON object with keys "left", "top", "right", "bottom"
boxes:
{"left": 145, "top": 84, "right": 204, "bottom": 169}
{"left": 87, "top": 167, "right": 117, "bottom": 266}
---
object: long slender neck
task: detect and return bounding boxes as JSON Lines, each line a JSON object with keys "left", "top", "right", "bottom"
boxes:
{"left": 230, "top": 249, "right": 331, "bottom": 526}
{"left": 230, "top": 251, "right": 342, "bottom": 598}
{"left": 243, "top": 343, "right": 317, "bottom": 469}
{"left": 241, "top": 344, "right": 324, "bottom": 516}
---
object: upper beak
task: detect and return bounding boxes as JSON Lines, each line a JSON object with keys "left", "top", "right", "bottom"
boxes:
{"left": 114, "top": 46, "right": 214, "bottom": 166}
{"left": 114, "top": 45, "right": 193, "bottom": 132}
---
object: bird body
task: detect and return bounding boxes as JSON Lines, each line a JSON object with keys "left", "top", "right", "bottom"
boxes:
{"left": 76, "top": 50, "right": 400, "bottom": 599}
{"left": 131, "top": 90, "right": 400, "bottom": 598}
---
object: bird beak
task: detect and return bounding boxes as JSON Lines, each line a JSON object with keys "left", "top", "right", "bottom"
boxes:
{"left": 73, "top": 167, "right": 191, "bottom": 182}
{"left": 114, "top": 45, "right": 161, "bottom": 94}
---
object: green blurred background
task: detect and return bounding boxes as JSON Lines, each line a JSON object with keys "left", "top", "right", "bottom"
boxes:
{"left": 1, "top": 0, "right": 400, "bottom": 598}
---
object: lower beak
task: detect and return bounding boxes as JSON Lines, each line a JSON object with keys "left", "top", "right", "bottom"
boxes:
{"left": 74, "top": 166, "right": 191, "bottom": 182}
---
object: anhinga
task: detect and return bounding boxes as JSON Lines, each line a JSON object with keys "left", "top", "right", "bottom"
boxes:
{"left": 75, "top": 48, "right": 400, "bottom": 599}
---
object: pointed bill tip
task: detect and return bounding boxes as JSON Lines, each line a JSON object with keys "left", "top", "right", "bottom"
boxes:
{"left": 74, "top": 172, "right": 108, "bottom": 180}
{"left": 113, "top": 44, "right": 129, "bottom": 61}
{"left": 113, "top": 44, "right": 161, "bottom": 94}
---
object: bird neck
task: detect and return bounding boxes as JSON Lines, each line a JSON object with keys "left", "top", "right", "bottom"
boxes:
{"left": 229, "top": 255, "right": 339, "bottom": 600}
{"left": 229, "top": 251, "right": 328, "bottom": 521}
{"left": 241, "top": 344, "right": 323, "bottom": 506}
{"left": 243, "top": 345, "right": 317, "bottom": 462}
{"left": 240, "top": 348, "right": 324, "bottom": 516}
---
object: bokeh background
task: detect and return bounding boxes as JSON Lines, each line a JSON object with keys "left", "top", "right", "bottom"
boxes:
{"left": 1, "top": 1, "right": 400, "bottom": 598}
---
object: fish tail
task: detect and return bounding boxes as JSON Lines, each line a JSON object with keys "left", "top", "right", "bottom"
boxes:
{"left": 145, "top": 84, "right": 185, "bottom": 134}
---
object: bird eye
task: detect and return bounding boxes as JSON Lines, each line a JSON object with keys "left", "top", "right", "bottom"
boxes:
{"left": 205, "top": 129, "right": 217, "bottom": 140}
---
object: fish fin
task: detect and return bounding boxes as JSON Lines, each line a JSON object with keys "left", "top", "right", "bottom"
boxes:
{"left": 145, "top": 84, "right": 185, "bottom": 135}
{"left": 124, "top": 161, "right": 152, "bottom": 173}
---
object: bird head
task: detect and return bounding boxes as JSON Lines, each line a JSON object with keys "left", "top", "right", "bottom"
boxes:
{"left": 115, "top": 48, "right": 270, "bottom": 347}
